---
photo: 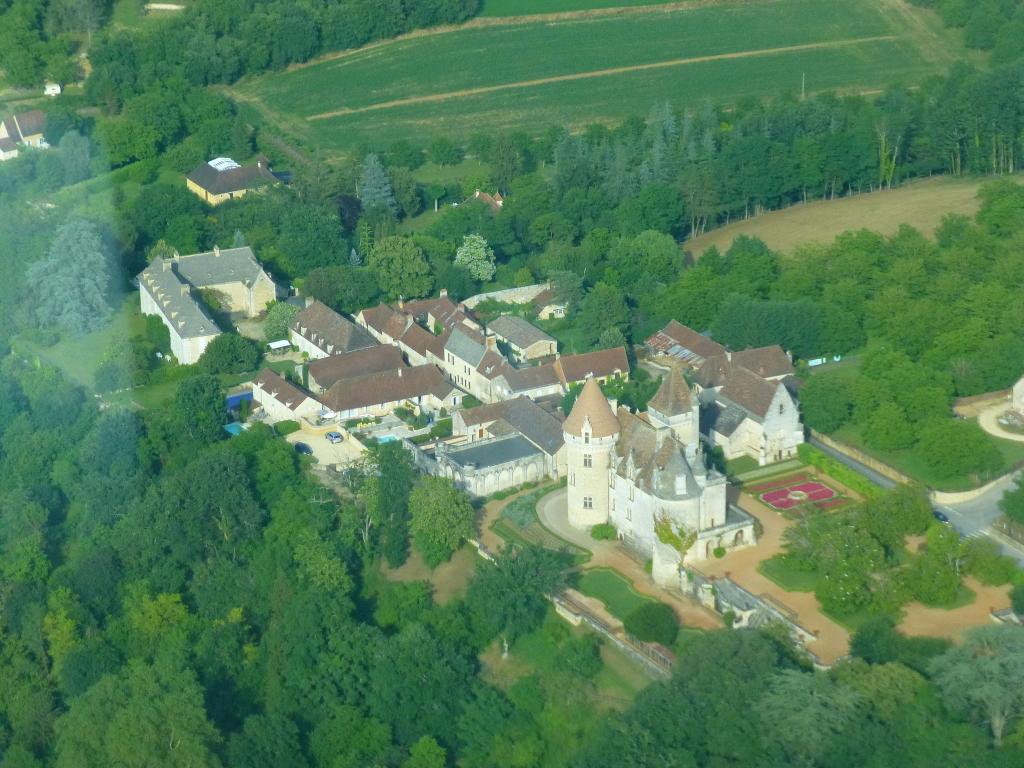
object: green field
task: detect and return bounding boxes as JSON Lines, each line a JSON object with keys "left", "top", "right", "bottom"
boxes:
{"left": 233, "top": 0, "right": 964, "bottom": 158}
{"left": 480, "top": 0, "right": 681, "bottom": 15}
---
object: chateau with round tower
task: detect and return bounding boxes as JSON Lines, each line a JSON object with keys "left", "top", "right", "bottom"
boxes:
{"left": 563, "top": 368, "right": 756, "bottom": 588}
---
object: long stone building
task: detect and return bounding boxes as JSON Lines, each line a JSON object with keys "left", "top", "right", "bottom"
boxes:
{"left": 138, "top": 246, "right": 276, "bottom": 364}
{"left": 563, "top": 371, "right": 755, "bottom": 586}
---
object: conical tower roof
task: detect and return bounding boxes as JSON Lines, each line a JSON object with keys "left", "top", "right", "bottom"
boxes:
{"left": 648, "top": 365, "right": 693, "bottom": 416}
{"left": 564, "top": 377, "right": 619, "bottom": 438}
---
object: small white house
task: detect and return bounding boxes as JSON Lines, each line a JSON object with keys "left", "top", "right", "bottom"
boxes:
{"left": 44, "top": 83, "right": 62, "bottom": 97}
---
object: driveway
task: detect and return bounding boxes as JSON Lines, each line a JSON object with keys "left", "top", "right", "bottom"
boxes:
{"left": 701, "top": 493, "right": 851, "bottom": 665}
{"left": 285, "top": 423, "right": 365, "bottom": 467}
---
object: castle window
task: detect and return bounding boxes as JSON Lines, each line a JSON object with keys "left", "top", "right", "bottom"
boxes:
{"left": 629, "top": 485, "right": 634, "bottom": 501}
{"left": 583, "top": 431, "right": 590, "bottom": 444}
{"left": 583, "top": 453, "right": 592, "bottom": 468}
{"left": 779, "top": 403, "right": 784, "bottom": 415}
{"left": 583, "top": 496, "right": 593, "bottom": 510}
{"left": 570, "top": 472, "right": 575, "bottom": 486}
{"left": 626, "top": 507, "right": 632, "bottom": 521}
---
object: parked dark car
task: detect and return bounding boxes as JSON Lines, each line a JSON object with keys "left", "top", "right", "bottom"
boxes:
{"left": 932, "top": 509, "right": 950, "bottom": 525}
{"left": 294, "top": 442, "right": 314, "bottom": 456}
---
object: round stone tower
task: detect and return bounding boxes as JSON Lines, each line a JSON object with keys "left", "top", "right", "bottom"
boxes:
{"left": 563, "top": 377, "right": 620, "bottom": 529}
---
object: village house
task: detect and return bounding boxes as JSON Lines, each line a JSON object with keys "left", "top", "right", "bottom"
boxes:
{"left": 306, "top": 345, "right": 405, "bottom": 394}
{"left": 449, "top": 395, "right": 566, "bottom": 477}
{"left": 531, "top": 285, "right": 567, "bottom": 320}
{"left": 185, "top": 156, "right": 278, "bottom": 206}
{"left": 320, "top": 364, "right": 463, "bottom": 421}
{"left": 563, "top": 372, "right": 755, "bottom": 587}
{"left": 0, "top": 110, "right": 48, "bottom": 162}
{"left": 137, "top": 246, "right": 276, "bottom": 364}
{"left": 697, "top": 365, "right": 803, "bottom": 466}
{"left": 488, "top": 315, "right": 557, "bottom": 361}
{"left": 252, "top": 368, "right": 323, "bottom": 424}
{"left": 645, "top": 319, "right": 726, "bottom": 368}
{"left": 290, "top": 300, "right": 378, "bottom": 360}
{"left": 646, "top": 321, "right": 804, "bottom": 466}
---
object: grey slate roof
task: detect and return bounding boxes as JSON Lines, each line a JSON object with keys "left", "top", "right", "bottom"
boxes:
{"left": 701, "top": 402, "right": 747, "bottom": 437}
{"left": 460, "top": 396, "right": 564, "bottom": 455}
{"left": 186, "top": 157, "right": 277, "bottom": 195}
{"left": 446, "top": 326, "right": 487, "bottom": 367}
{"left": 488, "top": 315, "right": 555, "bottom": 350}
{"left": 174, "top": 246, "right": 266, "bottom": 287}
{"left": 445, "top": 434, "right": 542, "bottom": 470}
{"left": 138, "top": 258, "right": 220, "bottom": 339}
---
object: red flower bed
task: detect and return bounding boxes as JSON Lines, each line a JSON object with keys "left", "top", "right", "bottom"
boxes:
{"left": 747, "top": 473, "right": 811, "bottom": 493}
{"left": 760, "top": 481, "right": 839, "bottom": 511}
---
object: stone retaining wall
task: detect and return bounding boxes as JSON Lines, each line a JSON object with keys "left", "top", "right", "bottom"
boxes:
{"left": 462, "top": 283, "right": 548, "bottom": 309}
{"left": 810, "top": 431, "right": 912, "bottom": 485}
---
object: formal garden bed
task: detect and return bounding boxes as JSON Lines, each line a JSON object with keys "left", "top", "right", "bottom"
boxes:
{"left": 491, "top": 485, "right": 589, "bottom": 563}
{"left": 747, "top": 472, "right": 851, "bottom": 516}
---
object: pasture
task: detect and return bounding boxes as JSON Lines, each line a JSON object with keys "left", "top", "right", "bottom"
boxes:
{"left": 233, "top": 0, "right": 965, "bottom": 159}
{"left": 686, "top": 175, "right": 991, "bottom": 257}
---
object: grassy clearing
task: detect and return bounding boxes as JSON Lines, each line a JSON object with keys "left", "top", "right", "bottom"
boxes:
{"left": 687, "top": 175, "right": 992, "bottom": 257}
{"left": 15, "top": 295, "right": 142, "bottom": 388}
{"left": 831, "top": 423, "right": 1024, "bottom": 492}
{"left": 758, "top": 555, "right": 819, "bottom": 593}
{"left": 577, "top": 568, "right": 655, "bottom": 620}
{"left": 235, "top": 0, "right": 960, "bottom": 157}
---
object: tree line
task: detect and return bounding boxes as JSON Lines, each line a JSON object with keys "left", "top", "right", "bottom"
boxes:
{"left": 1, "top": 354, "right": 1023, "bottom": 766}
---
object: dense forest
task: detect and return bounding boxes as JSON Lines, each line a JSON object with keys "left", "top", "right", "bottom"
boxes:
{"left": 0, "top": 355, "right": 1023, "bottom": 767}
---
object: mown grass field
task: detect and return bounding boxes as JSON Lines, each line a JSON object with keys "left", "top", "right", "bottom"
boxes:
{"left": 480, "top": 0, "right": 680, "bottom": 15}
{"left": 687, "top": 174, "right": 993, "bottom": 257}
{"left": 232, "top": 0, "right": 964, "bottom": 159}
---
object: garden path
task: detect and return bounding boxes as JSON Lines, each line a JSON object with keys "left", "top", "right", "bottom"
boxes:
{"left": 537, "top": 489, "right": 722, "bottom": 630}
{"left": 978, "top": 402, "right": 1024, "bottom": 443}
{"left": 699, "top": 494, "right": 852, "bottom": 664}
{"left": 899, "top": 577, "right": 1011, "bottom": 641}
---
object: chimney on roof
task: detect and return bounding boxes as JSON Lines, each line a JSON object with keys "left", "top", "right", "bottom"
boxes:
{"left": 172, "top": 249, "right": 180, "bottom": 260}
{"left": 439, "top": 288, "right": 448, "bottom": 298}
{"left": 161, "top": 259, "right": 172, "bottom": 271}
{"left": 180, "top": 285, "right": 189, "bottom": 296}
{"left": 398, "top": 296, "right": 405, "bottom": 310}
{"left": 213, "top": 245, "right": 221, "bottom": 257}
{"left": 397, "top": 369, "right": 403, "bottom": 377}
{"left": 485, "top": 334, "right": 497, "bottom": 350}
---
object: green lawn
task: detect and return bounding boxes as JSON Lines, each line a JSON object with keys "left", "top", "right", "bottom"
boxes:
{"left": 832, "top": 423, "right": 1024, "bottom": 492}
{"left": 235, "top": 0, "right": 961, "bottom": 157}
{"left": 758, "top": 555, "right": 819, "bottom": 593}
{"left": 16, "top": 295, "right": 144, "bottom": 388}
{"left": 577, "top": 568, "right": 655, "bottom": 620}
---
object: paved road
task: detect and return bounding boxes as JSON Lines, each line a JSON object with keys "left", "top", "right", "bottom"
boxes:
{"left": 809, "top": 437, "right": 1024, "bottom": 563}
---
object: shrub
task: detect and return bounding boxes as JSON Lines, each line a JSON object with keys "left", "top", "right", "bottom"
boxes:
{"left": 624, "top": 602, "right": 679, "bottom": 646}
{"left": 275, "top": 420, "right": 300, "bottom": 436}
{"left": 964, "top": 538, "right": 1017, "bottom": 585}
{"left": 590, "top": 523, "right": 617, "bottom": 541}
{"left": 557, "top": 634, "right": 602, "bottom": 678}
{"left": 1012, "top": 584, "right": 1024, "bottom": 616}
{"left": 198, "top": 333, "right": 262, "bottom": 375}
{"left": 713, "top": 546, "right": 726, "bottom": 559}
{"left": 797, "top": 444, "right": 883, "bottom": 500}
{"left": 429, "top": 418, "right": 452, "bottom": 439}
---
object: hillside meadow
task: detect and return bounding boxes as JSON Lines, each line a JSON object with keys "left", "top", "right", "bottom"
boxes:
{"left": 232, "top": 0, "right": 964, "bottom": 158}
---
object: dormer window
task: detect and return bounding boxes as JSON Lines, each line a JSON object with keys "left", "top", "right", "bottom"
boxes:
{"left": 584, "top": 430, "right": 590, "bottom": 445}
